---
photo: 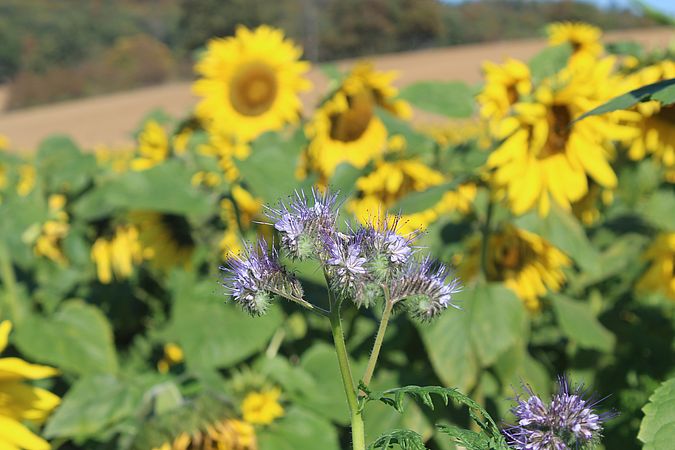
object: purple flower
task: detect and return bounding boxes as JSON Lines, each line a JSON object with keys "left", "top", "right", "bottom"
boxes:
{"left": 265, "top": 189, "right": 339, "bottom": 259}
{"left": 325, "top": 233, "right": 367, "bottom": 296}
{"left": 389, "top": 256, "right": 462, "bottom": 321}
{"left": 503, "top": 377, "right": 614, "bottom": 450}
{"left": 220, "top": 239, "right": 303, "bottom": 316}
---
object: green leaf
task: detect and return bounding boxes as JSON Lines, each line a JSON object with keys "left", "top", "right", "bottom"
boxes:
{"left": 391, "top": 182, "right": 456, "bottom": 215}
{"left": 237, "top": 130, "right": 314, "bottom": 205}
{"left": 418, "top": 283, "right": 526, "bottom": 392}
{"left": 368, "top": 429, "right": 428, "bottom": 450}
{"left": 399, "top": 81, "right": 474, "bottom": 117}
{"left": 639, "top": 377, "right": 675, "bottom": 450}
{"left": 35, "top": 135, "right": 96, "bottom": 194}
{"left": 528, "top": 44, "right": 572, "bottom": 82}
{"left": 166, "top": 271, "right": 283, "bottom": 371}
{"left": 72, "top": 160, "right": 213, "bottom": 220}
{"left": 44, "top": 375, "right": 145, "bottom": 440}
{"left": 638, "top": 189, "right": 675, "bottom": 230}
{"left": 514, "top": 204, "right": 600, "bottom": 275}
{"left": 13, "top": 300, "right": 118, "bottom": 375}
{"left": 257, "top": 407, "right": 340, "bottom": 450}
{"left": 437, "top": 424, "right": 504, "bottom": 450}
{"left": 575, "top": 77, "right": 675, "bottom": 122}
{"left": 551, "top": 294, "right": 615, "bottom": 352}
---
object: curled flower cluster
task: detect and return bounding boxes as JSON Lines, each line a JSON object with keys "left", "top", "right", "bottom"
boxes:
{"left": 222, "top": 190, "right": 461, "bottom": 320}
{"left": 220, "top": 240, "right": 303, "bottom": 316}
{"left": 503, "top": 377, "right": 614, "bottom": 450}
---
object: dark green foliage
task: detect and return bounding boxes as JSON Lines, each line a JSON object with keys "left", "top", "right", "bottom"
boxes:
{"left": 368, "top": 429, "right": 427, "bottom": 450}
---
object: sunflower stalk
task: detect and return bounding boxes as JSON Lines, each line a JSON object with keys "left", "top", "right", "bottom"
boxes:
{"left": 0, "top": 241, "right": 20, "bottom": 323}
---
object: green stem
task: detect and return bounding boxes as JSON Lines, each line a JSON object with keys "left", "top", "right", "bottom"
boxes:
{"left": 273, "top": 290, "right": 330, "bottom": 316}
{"left": 479, "top": 199, "right": 494, "bottom": 281}
{"left": 328, "top": 291, "right": 366, "bottom": 450}
{"left": 361, "top": 286, "right": 393, "bottom": 387}
{"left": 0, "top": 241, "right": 19, "bottom": 322}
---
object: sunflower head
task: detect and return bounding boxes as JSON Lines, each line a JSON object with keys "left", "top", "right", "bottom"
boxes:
{"left": 462, "top": 226, "right": 571, "bottom": 311}
{"left": 193, "top": 25, "right": 311, "bottom": 144}
{"left": 241, "top": 388, "right": 284, "bottom": 425}
{"left": 478, "top": 58, "right": 531, "bottom": 122}
{"left": 132, "top": 120, "right": 170, "bottom": 171}
{"left": 304, "top": 62, "right": 411, "bottom": 181}
{"left": 636, "top": 233, "right": 675, "bottom": 301}
{"left": 547, "top": 21, "right": 603, "bottom": 65}
{"left": 91, "top": 224, "right": 146, "bottom": 284}
{"left": 129, "top": 211, "right": 195, "bottom": 270}
{"left": 487, "top": 57, "right": 636, "bottom": 216}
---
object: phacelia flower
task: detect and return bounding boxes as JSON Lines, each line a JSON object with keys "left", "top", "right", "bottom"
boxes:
{"left": 265, "top": 189, "right": 339, "bottom": 259}
{"left": 503, "top": 377, "right": 615, "bottom": 450}
{"left": 325, "top": 233, "right": 368, "bottom": 298}
{"left": 221, "top": 240, "right": 303, "bottom": 316}
{"left": 390, "top": 256, "right": 462, "bottom": 321}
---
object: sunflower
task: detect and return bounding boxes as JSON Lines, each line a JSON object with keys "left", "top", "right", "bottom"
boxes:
{"left": 157, "top": 343, "right": 184, "bottom": 374}
{"left": 418, "top": 119, "right": 490, "bottom": 149}
{"left": 623, "top": 61, "right": 675, "bottom": 182}
{"left": 0, "top": 320, "right": 61, "bottom": 450}
{"left": 636, "top": 232, "right": 675, "bottom": 301}
{"left": 486, "top": 56, "right": 639, "bottom": 216}
{"left": 304, "top": 62, "right": 411, "bottom": 182}
{"left": 461, "top": 225, "right": 571, "bottom": 311}
{"left": 198, "top": 130, "right": 251, "bottom": 183}
{"left": 477, "top": 58, "right": 531, "bottom": 123}
{"left": 91, "top": 225, "right": 146, "bottom": 284}
{"left": 33, "top": 195, "right": 69, "bottom": 265}
{"left": 348, "top": 159, "right": 476, "bottom": 233}
{"left": 571, "top": 182, "right": 614, "bottom": 225}
{"left": 219, "top": 185, "right": 265, "bottom": 259}
{"left": 17, "top": 165, "right": 36, "bottom": 197}
{"left": 131, "top": 120, "right": 170, "bottom": 171}
{"left": 94, "top": 145, "right": 135, "bottom": 173}
{"left": 193, "top": 25, "right": 311, "bottom": 144}
{"left": 129, "top": 212, "right": 195, "bottom": 271}
{"left": 547, "top": 22, "right": 603, "bottom": 66}
{"left": 240, "top": 389, "right": 284, "bottom": 425}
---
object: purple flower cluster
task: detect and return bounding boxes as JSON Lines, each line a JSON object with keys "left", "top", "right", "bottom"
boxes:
{"left": 222, "top": 189, "right": 461, "bottom": 320}
{"left": 265, "top": 189, "right": 339, "bottom": 260}
{"left": 503, "top": 377, "right": 614, "bottom": 450}
{"left": 390, "top": 256, "right": 462, "bottom": 321}
{"left": 220, "top": 240, "right": 302, "bottom": 316}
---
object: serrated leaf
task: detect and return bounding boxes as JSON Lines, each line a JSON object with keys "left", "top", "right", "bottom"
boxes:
{"left": 13, "top": 300, "right": 118, "bottom": 375}
{"left": 575, "top": 77, "right": 675, "bottom": 122}
{"left": 551, "top": 294, "right": 615, "bottom": 352}
{"left": 639, "top": 377, "right": 675, "bottom": 450}
{"left": 399, "top": 81, "right": 474, "bottom": 117}
{"left": 44, "top": 375, "right": 145, "bottom": 440}
{"left": 436, "top": 424, "right": 498, "bottom": 450}
{"left": 368, "top": 429, "right": 428, "bottom": 450}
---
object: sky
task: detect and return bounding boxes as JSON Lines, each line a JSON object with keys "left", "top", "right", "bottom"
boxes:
{"left": 443, "top": 0, "right": 675, "bottom": 15}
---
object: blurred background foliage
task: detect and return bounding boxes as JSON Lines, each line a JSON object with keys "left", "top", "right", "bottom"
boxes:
{"left": 0, "top": 0, "right": 664, "bottom": 108}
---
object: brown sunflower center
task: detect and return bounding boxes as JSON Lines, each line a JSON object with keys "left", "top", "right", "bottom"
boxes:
{"left": 506, "top": 83, "right": 519, "bottom": 106}
{"left": 329, "top": 90, "right": 374, "bottom": 143}
{"left": 488, "top": 233, "right": 534, "bottom": 279}
{"left": 230, "top": 62, "right": 278, "bottom": 117}
{"left": 657, "top": 103, "right": 675, "bottom": 124}
{"left": 539, "top": 104, "right": 572, "bottom": 159}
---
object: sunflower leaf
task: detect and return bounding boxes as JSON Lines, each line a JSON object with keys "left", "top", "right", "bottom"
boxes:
{"left": 398, "top": 81, "right": 474, "bottom": 117}
{"left": 551, "top": 293, "right": 615, "bottom": 352}
{"left": 639, "top": 376, "right": 675, "bottom": 450}
{"left": 574, "top": 77, "right": 675, "bottom": 122}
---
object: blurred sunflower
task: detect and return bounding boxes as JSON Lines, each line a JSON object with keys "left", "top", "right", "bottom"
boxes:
{"left": 198, "top": 130, "right": 251, "bottom": 183}
{"left": 129, "top": 212, "right": 195, "bottom": 271}
{"left": 193, "top": 25, "right": 311, "bottom": 144}
{"left": 623, "top": 61, "right": 675, "bottom": 182}
{"left": 131, "top": 120, "right": 170, "bottom": 171}
{"left": 547, "top": 22, "right": 603, "bottom": 66}
{"left": 152, "top": 420, "right": 256, "bottom": 450}
{"left": 304, "top": 62, "right": 411, "bottom": 182}
{"left": 157, "top": 343, "right": 184, "bottom": 374}
{"left": 33, "top": 195, "right": 69, "bottom": 265}
{"left": 348, "top": 159, "right": 476, "bottom": 233}
{"left": 94, "top": 145, "right": 135, "bottom": 173}
{"left": 477, "top": 58, "right": 531, "bottom": 122}
{"left": 240, "top": 388, "right": 284, "bottom": 425}
{"left": 419, "top": 119, "right": 490, "bottom": 149}
{"left": 91, "top": 225, "right": 146, "bottom": 284}
{"left": 460, "top": 225, "right": 571, "bottom": 311}
{"left": 571, "top": 182, "right": 614, "bottom": 225}
{"left": 17, "top": 165, "right": 36, "bottom": 197}
{"left": 636, "top": 232, "right": 675, "bottom": 301}
{"left": 0, "top": 320, "right": 60, "bottom": 450}
{"left": 487, "top": 56, "right": 638, "bottom": 216}
{"left": 219, "top": 185, "right": 265, "bottom": 259}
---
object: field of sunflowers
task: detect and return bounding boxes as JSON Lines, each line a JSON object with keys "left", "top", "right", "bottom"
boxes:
{"left": 0, "top": 21, "right": 674, "bottom": 450}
